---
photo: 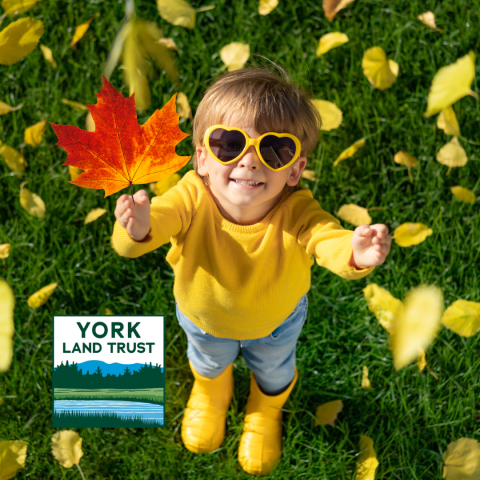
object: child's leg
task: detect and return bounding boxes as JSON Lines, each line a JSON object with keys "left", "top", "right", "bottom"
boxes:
{"left": 176, "top": 301, "right": 240, "bottom": 377}
{"left": 242, "top": 294, "right": 308, "bottom": 393}
{"left": 175, "top": 302, "right": 240, "bottom": 453}
{"left": 238, "top": 294, "right": 308, "bottom": 475}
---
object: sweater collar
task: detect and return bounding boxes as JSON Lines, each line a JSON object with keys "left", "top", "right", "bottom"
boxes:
{"left": 204, "top": 180, "right": 292, "bottom": 233}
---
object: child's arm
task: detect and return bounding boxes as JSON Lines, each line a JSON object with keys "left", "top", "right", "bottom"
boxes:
{"left": 295, "top": 194, "right": 382, "bottom": 280}
{"left": 111, "top": 173, "right": 197, "bottom": 258}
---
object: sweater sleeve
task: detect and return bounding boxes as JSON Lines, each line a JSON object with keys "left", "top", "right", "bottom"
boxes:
{"left": 111, "top": 174, "right": 198, "bottom": 259}
{"left": 294, "top": 192, "right": 375, "bottom": 280}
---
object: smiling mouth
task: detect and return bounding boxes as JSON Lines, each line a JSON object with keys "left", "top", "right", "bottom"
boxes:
{"left": 229, "top": 178, "right": 265, "bottom": 187}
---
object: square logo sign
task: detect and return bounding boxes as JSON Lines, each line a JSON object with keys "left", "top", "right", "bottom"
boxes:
{"left": 52, "top": 315, "right": 164, "bottom": 428}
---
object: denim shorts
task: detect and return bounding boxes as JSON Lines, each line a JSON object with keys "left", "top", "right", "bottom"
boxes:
{"left": 175, "top": 294, "right": 308, "bottom": 392}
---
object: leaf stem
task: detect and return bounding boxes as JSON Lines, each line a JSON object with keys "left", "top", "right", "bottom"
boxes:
{"left": 76, "top": 463, "right": 86, "bottom": 480}
{"left": 130, "top": 182, "right": 135, "bottom": 205}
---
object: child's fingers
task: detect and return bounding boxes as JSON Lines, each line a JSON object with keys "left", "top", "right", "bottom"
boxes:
{"left": 356, "top": 225, "right": 372, "bottom": 236}
{"left": 373, "top": 234, "right": 392, "bottom": 245}
{"left": 115, "top": 203, "right": 128, "bottom": 222}
{"left": 134, "top": 189, "right": 149, "bottom": 204}
{"left": 120, "top": 209, "right": 133, "bottom": 227}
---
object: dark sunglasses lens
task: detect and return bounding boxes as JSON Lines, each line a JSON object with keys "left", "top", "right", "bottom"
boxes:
{"left": 209, "top": 128, "right": 246, "bottom": 163}
{"left": 259, "top": 136, "right": 297, "bottom": 170}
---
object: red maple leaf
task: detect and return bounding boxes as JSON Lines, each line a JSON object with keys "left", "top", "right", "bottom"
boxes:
{"left": 50, "top": 75, "right": 190, "bottom": 200}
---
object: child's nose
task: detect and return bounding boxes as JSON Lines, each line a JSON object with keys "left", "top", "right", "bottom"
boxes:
{"left": 238, "top": 146, "right": 261, "bottom": 169}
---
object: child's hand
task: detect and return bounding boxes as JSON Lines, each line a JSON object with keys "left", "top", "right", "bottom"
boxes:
{"left": 351, "top": 224, "right": 392, "bottom": 268}
{"left": 114, "top": 190, "right": 151, "bottom": 241}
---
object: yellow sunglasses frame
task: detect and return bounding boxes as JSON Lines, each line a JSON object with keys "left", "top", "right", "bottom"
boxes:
{"left": 203, "top": 124, "right": 302, "bottom": 172}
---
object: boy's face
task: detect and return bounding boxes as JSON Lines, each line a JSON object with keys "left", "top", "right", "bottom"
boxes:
{"left": 196, "top": 121, "right": 307, "bottom": 225}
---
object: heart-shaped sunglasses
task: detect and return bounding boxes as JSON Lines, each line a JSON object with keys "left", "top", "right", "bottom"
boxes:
{"left": 202, "top": 125, "right": 302, "bottom": 172}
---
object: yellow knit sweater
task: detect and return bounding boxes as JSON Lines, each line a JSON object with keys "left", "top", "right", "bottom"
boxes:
{"left": 111, "top": 171, "right": 375, "bottom": 340}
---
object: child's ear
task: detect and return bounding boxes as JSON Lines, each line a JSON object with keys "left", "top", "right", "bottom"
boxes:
{"left": 286, "top": 157, "right": 307, "bottom": 186}
{"left": 196, "top": 145, "right": 208, "bottom": 176}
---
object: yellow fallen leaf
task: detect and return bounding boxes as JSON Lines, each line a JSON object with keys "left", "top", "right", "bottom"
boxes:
{"left": 315, "top": 400, "right": 343, "bottom": 427}
{"left": 122, "top": 22, "right": 150, "bottom": 112}
{"left": 316, "top": 32, "right": 349, "bottom": 56}
{"left": 122, "top": 19, "right": 179, "bottom": 112}
{"left": 363, "top": 284, "right": 404, "bottom": 334}
{"left": 62, "top": 99, "right": 89, "bottom": 112}
{"left": 0, "top": 17, "right": 44, "bottom": 66}
{"left": 361, "top": 365, "right": 373, "bottom": 390}
{"left": 453, "top": 184, "right": 475, "bottom": 201}
{"left": 0, "top": 244, "right": 10, "bottom": 259}
{"left": 311, "top": 99, "right": 342, "bottom": 131}
{"left": 24, "top": 118, "right": 47, "bottom": 147}
{"left": 441, "top": 299, "right": 480, "bottom": 338}
{"left": 393, "top": 222, "right": 433, "bottom": 247}
{"left": 437, "top": 106, "right": 460, "bottom": 136}
{"left": 437, "top": 137, "right": 468, "bottom": 174}
{"left": 418, "top": 11, "right": 442, "bottom": 32}
{"left": 220, "top": 42, "right": 250, "bottom": 71}
{"left": 84, "top": 208, "right": 107, "bottom": 224}
{"left": 1, "top": 0, "right": 41, "bottom": 16}
{"left": 39, "top": 44, "right": 56, "bottom": 68}
{"left": 362, "top": 46, "right": 398, "bottom": 90}
{"left": 301, "top": 169, "right": 317, "bottom": 181}
{"left": 424, "top": 51, "right": 477, "bottom": 118}
{"left": 443, "top": 438, "right": 480, "bottom": 480}
{"left": 51, "top": 430, "right": 84, "bottom": 469}
{"left": 0, "top": 140, "right": 27, "bottom": 177}
{"left": 150, "top": 173, "right": 181, "bottom": 196}
{"left": 19, "top": 181, "right": 46, "bottom": 219}
{"left": 323, "top": 0, "right": 355, "bottom": 21}
{"left": 450, "top": 186, "right": 476, "bottom": 204}
{"left": 70, "top": 12, "right": 99, "bottom": 49}
{"left": 105, "top": 307, "right": 114, "bottom": 315}
{"left": 85, "top": 111, "right": 95, "bottom": 132}
{"left": 394, "top": 150, "right": 417, "bottom": 183}
{"left": 176, "top": 92, "right": 191, "bottom": 120}
{"left": 157, "top": 37, "right": 178, "bottom": 50}
{"left": 0, "top": 440, "right": 28, "bottom": 478}
{"left": 417, "top": 348, "right": 426, "bottom": 372}
{"left": 157, "top": 0, "right": 196, "bottom": 29}
{"left": 135, "top": 20, "right": 179, "bottom": 84}
{"left": 355, "top": 435, "right": 379, "bottom": 480}
{"left": 0, "top": 101, "right": 22, "bottom": 115}
{"left": 336, "top": 204, "right": 371, "bottom": 227}
{"left": 0, "top": 279, "right": 15, "bottom": 372}
{"left": 388, "top": 59, "right": 399, "bottom": 77}
{"left": 69, "top": 165, "right": 83, "bottom": 182}
{"left": 333, "top": 139, "right": 365, "bottom": 167}
{"left": 27, "top": 282, "right": 58, "bottom": 309}
{"left": 394, "top": 151, "right": 417, "bottom": 167}
{"left": 390, "top": 285, "right": 444, "bottom": 370}
{"left": 102, "top": 20, "right": 132, "bottom": 81}
{"left": 259, "top": 0, "right": 278, "bottom": 15}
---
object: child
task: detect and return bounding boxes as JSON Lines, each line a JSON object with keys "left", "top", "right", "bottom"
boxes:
{"left": 111, "top": 67, "right": 392, "bottom": 476}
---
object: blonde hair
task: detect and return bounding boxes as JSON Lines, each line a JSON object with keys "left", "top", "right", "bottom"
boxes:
{"left": 191, "top": 66, "right": 321, "bottom": 193}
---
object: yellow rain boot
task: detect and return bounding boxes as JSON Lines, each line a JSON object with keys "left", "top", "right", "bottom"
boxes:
{"left": 238, "top": 367, "right": 298, "bottom": 476}
{"left": 181, "top": 360, "right": 234, "bottom": 454}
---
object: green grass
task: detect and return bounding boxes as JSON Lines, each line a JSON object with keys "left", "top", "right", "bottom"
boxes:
{"left": 1, "top": 0, "right": 480, "bottom": 478}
